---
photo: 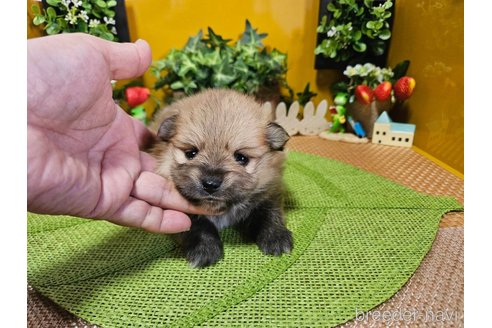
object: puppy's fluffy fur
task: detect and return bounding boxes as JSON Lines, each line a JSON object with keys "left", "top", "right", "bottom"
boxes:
{"left": 149, "top": 89, "right": 292, "bottom": 268}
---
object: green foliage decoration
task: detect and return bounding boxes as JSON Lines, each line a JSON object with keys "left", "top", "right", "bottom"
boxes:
{"left": 152, "top": 20, "right": 311, "bottom": 104}
{"left": 31, "top": 0, "right": 118, "bottom": 41}
{"left": 315, "top": 0, "right": 393, "bottom": 62}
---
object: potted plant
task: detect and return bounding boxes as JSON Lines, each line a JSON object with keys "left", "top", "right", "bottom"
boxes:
{"left": 331, "top": 60, "right": 416, "bottom": 136}
{"left": 152, "top": 20, "right": 299, "bottom": 105}
{"left": 31, "top": 0, "right": 129, "bottom": 41}
{"left": 314, "top": 0, "right": 395, "bottom": 69}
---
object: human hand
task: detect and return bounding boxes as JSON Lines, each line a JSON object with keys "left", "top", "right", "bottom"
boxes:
{"left": 27, "top": 33, "right": 201, "bottom": 233}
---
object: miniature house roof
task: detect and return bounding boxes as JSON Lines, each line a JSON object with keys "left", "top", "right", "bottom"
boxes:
{"left": 375, "top": 111, "right": 392, "bottom": 124}
{"left": 375, "top": 111, "right": 416, "bottom": 134}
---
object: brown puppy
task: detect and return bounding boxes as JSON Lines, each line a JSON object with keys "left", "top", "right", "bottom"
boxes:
{"left": 149, "top": 89, "right": 292, "bottom": 268}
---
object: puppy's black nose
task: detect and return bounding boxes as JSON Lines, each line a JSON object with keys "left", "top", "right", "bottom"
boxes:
{"left": 201, "top": 175, "right": 223, "bottom": 194}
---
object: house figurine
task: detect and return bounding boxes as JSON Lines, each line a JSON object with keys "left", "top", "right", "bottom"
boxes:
{"left": 372, "top": 111, "right": 416, "bottom": 148}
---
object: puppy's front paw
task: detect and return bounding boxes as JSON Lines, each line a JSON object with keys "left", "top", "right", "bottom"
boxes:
{"left": 257, "top": 228, "right": 293, "bottom": 256}
{"left": 185, "top": 240, "right": 224, "bottom": 268}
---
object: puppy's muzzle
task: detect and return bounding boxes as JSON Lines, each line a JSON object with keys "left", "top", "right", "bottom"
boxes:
{"left": 201, "top": 173, "right": 223, "bottom": 194}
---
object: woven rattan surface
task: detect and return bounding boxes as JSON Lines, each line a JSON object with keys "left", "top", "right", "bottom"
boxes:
{"left": 27, "top": 136, "right": 464, "bottom": 327}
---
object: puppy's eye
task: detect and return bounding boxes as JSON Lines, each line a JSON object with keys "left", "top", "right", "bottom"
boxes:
{"left": 234, "top": 152, "right": 249, "bottom": 166}
{"left": 184, "top": 148, "right": 198, "bottom": 160}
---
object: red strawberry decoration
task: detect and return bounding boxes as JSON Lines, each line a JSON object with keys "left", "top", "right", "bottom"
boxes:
{"left": 374, "top": 81, "right": 392, "bottom": 101}
{"left": 354, "top": 85, "right": 374, "bottom": 105}
{"left": 393, "top": 76, "right": 416, "bottom": 101}
{"left": 125, "top": 86, "right": 150, "bottom": 107}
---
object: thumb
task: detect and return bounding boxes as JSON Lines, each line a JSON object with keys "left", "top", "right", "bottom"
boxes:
{"left": 96, "top": 37, "right": 152, "bottom": 80}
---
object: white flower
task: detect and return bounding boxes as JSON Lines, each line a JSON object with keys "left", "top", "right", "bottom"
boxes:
{"left": 79, "top": 10, "right": 89, "bottom": 23}
{"left": 61, "top": 0, "right": 71, "bottom": 7}
{"left": 111, "top": 27, "right": 118, "bottom": 35}
{"left": 381, "top": 68, "right": 394, "bottom": 78}
{"left": 64, "top": 12, "right": 77, "bottom": 25}
{"left": 358, "top": 64, "right": 372, "bottom": 77}
{"left": 327, "top": 27, "right": 337, "bottom": 38}
{"left": 103, "top": 16, "right": 116, "bottom": 25}
{"left": 363, "top": 63, "right": 375, "bottom": 71}
{"left": 343, "top": 65, "right": 357, "bottom": 78}
{"left": 89, "top": 19, "right": 101, "bottom": 28}
{"left": 72, "top": 0, "right": 82, "bottom": 7}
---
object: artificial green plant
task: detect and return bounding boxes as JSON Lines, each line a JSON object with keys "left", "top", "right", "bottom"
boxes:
{"left": 315, "top": 0, "right": 393, "bottom": 62}
{"left": 31, "top": 0, "right": 118, "bottom": 41}
{"left": 152, "top": 20, "right": 307, "bottom": 104}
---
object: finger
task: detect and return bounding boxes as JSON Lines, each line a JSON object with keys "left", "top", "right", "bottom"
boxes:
{"left": 96, "top": 38, "right": 152, "bottom": 80}
{"left": 107, "top": 197, "right": 191, "bottom": 233}
{"left": 130, "top": 115, "right": 156, "bottom": 149}
{"left": 140, "top": 151, "right": 157, "bottom": 172}
{"left": 131, "top": 171, "right": 213, "bottom": 215}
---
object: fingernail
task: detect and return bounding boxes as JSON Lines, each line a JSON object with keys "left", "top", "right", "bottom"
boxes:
{"left": 135, "top": 39, "right": 147, "bottom": 46}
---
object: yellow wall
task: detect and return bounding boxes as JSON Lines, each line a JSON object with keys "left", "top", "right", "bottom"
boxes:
{"left": 124, "top": 0, "right": 338, "bottom": 104}
{"left": 27, "top": 0, "right": 464, "bottom": 174}
{"left": 388, "top": 0, "right": 464, "bottom": 174}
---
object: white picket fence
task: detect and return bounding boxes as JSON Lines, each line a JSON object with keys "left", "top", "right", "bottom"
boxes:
{"left": 263, "top": 100, "right": 331, "bottom": 136}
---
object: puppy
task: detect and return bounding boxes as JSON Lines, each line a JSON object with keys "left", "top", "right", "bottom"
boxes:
{"left": 149, "top": 89, "right": 292, "bottom": 268}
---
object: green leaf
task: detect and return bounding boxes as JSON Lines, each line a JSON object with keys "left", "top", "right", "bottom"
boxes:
{"left": 203, "top": 27, "right": 231, "bottom": 49}
{"left": 270, "top": 49, "right": 287, "bottom": 66}
{"left": 378, "top": 29, "right": 391, "bottom": 40}
{"left": 177, "top": 55, "right": 198, "bottom": 77}
{"left": 183, "top": 30, "right": 203, "bottom": 52}
{"left": 366, "top": 21, "right": 375, "bottom": 29}
{"left": 33, "top": 15, "right": 46, "bottom": 26}
{"left": 232, "top": 58, "right": 249, "bottom": 76}
{"left": 77, "top": 20, "right": 88, "bottom": 33}
{"left": 56, "top": 17, "right": 67, "bottom": 30}
{"left": 46, "top": 0, "right": 60, "bottom": 6}
{"left": 107, "top": 0, "right": 117, "bottom": 7}
{"left": 177, "top": 79, "right": 198, "bottom": 94}
{"left": 239, "top": 19, "right": 267, "bottom": 47}
{"left": 383, "top": 0, "right": 393, "bottom": 10}
{"left": 296, "top": 83, "right": 317, "bottom": 106}
{"left": 331, "top": 81, "right": 349, "bottom": 95}
{"left": 370, "top": 41, "right": 386, "bottom": 55}
{"left": 352, "top": 30, "right": 362, "bottom": 41}
{"left": 103, "top": 9, "right": 116, "bottom": 18}
{"left": 170, "top": 81, "right": 184, "bottom": 90}
{"left": 391, "top": 60, "right": 410, "bottom": 82}
{"left": 329, "top": 49, "right": 337, "bottom": 59}
{"left": 212, "top": 54, "right": 237, "bottom": 87}
{"left": 96, "top": 0, "right": 107, "bottom": 8}
{"left": 203, "top": 47, "right": 222, "bottom": 67}
{"left": 46, "top": 22, "right": 60, "bottom": 35}
{"left": 46, "top": 7, "right": 56, "bottom": 19}
{"left": 31, "top": 4, "right": 40, "bottom": 15}
{"left": 353, "top": 41, "right": 367, "bottom": 53}
{"left": 382, "top": 11, "right": 392, "bottom": 19}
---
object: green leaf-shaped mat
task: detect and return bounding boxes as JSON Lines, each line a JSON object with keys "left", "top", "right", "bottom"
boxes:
{"left": 28, "top": 151, "right": 462, "bottom": 327}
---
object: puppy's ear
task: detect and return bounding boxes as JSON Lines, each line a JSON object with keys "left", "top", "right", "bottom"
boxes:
{"left": 266, "top": 122, "right": 290, "bottom": 151}
{"left": 157, "top": 114, "right": 178, "bottom": 141}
